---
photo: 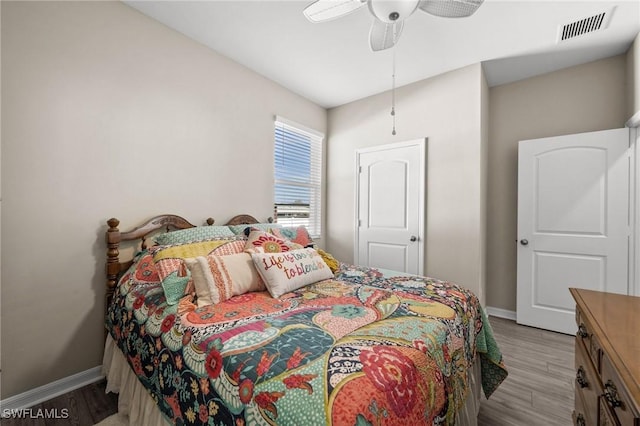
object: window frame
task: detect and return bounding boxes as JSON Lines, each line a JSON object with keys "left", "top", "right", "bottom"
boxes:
{"left": 273, "top": 116, "right": 324, "bottom": 239}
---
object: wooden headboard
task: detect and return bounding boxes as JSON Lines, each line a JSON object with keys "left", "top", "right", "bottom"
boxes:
{"left": 104, "top": 214, "right": 265, "bottom": 309}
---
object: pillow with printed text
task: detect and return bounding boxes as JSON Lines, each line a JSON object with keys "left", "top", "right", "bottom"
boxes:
{"left": 251, "top": 248, "right": 333, "bottom": 298}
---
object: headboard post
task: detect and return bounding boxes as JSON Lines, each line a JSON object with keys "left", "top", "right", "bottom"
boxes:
{"left": 105, "top": 218, "right": 122, "bottom": 310}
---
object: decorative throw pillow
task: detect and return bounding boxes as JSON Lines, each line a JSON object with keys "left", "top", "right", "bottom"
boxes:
{"left": 153, "top": 238, "right": 246, "bottom": 297}
{"left": 251, "top": 248, "right": 333, "bottom": 298}
{"left": 185, "top": 253, "right": 265, "bottom": 307}
{"left": 317, "top": 249, "right": 340, "bottom": 273}
{"left": 244, "top": 229, "right": 303, "bottom": 254}
{"left": 155, "top": 226, "right": 235, "bottom": 245}
{"left": 161, "top": 269, "right": 191, "bottom": 306}
{"left": 271, "top": 226, "right": 314, "bottom": 248}
{"left": 228, "top": 223, "right": 281, "bottom": 235}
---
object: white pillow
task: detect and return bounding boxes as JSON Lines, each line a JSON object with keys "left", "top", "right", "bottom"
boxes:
{"left": 251, "top": 248, "right": 333, "bottom": 298}
{"left": 185, "top": 252, "right": 265, "bottom": 307}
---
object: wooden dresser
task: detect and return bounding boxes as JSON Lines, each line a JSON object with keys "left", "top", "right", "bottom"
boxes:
{"left": 570, "top": 288, "right": 640, "bottom": 426}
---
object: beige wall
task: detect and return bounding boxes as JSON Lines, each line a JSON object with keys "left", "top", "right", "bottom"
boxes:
{"left": 486, "top": 55, "right": 627, "bottom": 312}
{"left": 1, "top": 1, "right": 326, "bottom": 398}
{"left": 480, "top": 67, "right": 489, "bottom": 306}
{"left": 0, "top": 0, "right": 3, "bottom": 388}
{"left": 326, "top": 64, "right": 487, "bottom": 303}
{"left": 627, "top": 32, "right": 640, "bottom": 119}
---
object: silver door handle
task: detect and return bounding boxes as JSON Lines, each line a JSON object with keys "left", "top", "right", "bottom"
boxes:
{"left": 520, "top": 239, "right": 528, "bottom": 246}
{"left": 410, "top": 236, "right": 417, "bottom": 242}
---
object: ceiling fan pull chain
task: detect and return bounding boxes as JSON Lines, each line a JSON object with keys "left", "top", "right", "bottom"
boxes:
{"left": 391, "top": 23, "right": 397, "bottom": 136}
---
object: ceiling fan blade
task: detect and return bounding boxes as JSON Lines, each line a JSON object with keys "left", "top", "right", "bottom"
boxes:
{"left": 303, "top": 0, "right": 366, "bottom": 23}
{"left": 419, "top": 0, "right": 483, "bottom": 18}
{"left": 369, "top": 19, "right": 404, "bottom": 52}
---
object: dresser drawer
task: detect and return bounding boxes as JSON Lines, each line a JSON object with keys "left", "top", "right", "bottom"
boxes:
{"left": 574, "top": 390, "right": 593, "bottom": 426}
{"left": 601, "top": 354, "right": 639, "bottom": 425}
{"left": 599, "top": 395, "right": 621, "bottom": 426}
{"left": 571, "top": 289, "right": 640, "bottom": 426}
{"left": 576, "top": 307, "right": 601, "bottom": 373}
{"left": 574, "top": 385, "right": 595, "bottom": 426}
{"left": 575, "top": 338, "right": 600, "bottom": 425}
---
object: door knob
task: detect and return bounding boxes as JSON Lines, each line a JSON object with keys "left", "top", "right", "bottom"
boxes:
{"left": 410, "top": 236, "right": 417, "bottom": 242}
{"left": 520, "top": 239, "right": 529, "bottom": 246}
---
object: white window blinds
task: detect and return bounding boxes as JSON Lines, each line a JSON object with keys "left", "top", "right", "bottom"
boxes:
{"left": 273, "top": 117, "right": 323, "bottom": 238}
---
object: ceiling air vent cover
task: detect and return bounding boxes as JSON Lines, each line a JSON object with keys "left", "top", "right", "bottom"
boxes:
{"left": 558, "top": 9, "right": 612, "bottom": 42}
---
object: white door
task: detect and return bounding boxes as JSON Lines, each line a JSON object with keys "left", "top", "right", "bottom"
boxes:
{"left": 517, "top": 128, "right": 631, "bottom": 334}
{"left": 355, "top": 139, "right": 426, "bottom": 275}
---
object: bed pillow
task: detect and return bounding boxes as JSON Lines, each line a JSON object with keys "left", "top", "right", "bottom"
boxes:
{"left": 317, "top": 249, "right": 340, "bottom": 273}
{"left": 161, "top": 268, "right": 191, "bottom": 306}
{"left": 154, "top": 226, "right": 235, "bottom": 246}
{"left": 251, "top": 248, "right": 333, "bottom": 298}
{"left": 271, "top": 226, "right": 314, "bottom": 248}
{"left": 228, "top": 223, "right": 281, "bottom": 235}
{"left": 153, "top": 238, "right": 246, "bottom": 300}
{"left": 185, "top": 253, "right": 265, "bottom": 307}
{"left": 244, "top": 229, "right": 303, "bottom": 254}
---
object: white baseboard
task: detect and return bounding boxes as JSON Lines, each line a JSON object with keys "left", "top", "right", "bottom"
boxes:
{"left": 485, "top": 306, "right": 517, "bottom": 321}
{"left": 0, "top": 366, "right": 104, "bottom": 411}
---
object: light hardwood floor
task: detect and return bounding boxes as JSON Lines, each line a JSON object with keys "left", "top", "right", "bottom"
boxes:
{"left": 2, "top": 316, "right": 575, "bottom": 425}
{"left": 0, "top": 380, "right": 117, "bottom": 426}
{"left": 478, "top": 316, "right": 575, "bottom": 425}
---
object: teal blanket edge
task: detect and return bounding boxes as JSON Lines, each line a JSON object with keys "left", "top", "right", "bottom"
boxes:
{"left": 476, "top": 305, "right": 508, "bottom": 398}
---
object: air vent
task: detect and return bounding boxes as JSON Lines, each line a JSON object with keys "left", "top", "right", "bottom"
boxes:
{"left": 558, "top": 9, "right": 612, "bottom": 42}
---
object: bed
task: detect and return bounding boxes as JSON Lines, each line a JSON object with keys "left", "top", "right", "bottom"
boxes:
{"left": 103, "top": 214, "right": 507, "bottom": 425}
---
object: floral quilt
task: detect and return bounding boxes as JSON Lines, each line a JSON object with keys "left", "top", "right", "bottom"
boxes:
{"left": 106, "top": 251, "right": 507, "bottom": 426}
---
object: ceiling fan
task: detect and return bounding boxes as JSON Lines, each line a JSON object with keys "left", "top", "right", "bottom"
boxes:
{"left": 303, "top": 0, "right": 484, "bottom": 51}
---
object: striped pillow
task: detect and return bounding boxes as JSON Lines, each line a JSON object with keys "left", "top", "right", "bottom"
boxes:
{"left": 153, "top": 238, "right": 246, "bottom": 301}
{"left": 185, "top": 252, "right": 265, "bottom": 307}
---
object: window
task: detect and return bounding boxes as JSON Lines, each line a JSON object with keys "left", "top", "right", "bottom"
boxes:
{"left": 273, "top": 117, "right": 323, "bottom": 238}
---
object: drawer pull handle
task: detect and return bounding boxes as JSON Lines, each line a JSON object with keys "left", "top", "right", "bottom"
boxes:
{"left": 576, "top": 413, "right": 585, "bottom": 426}
{"left": 576, "top": 366, "right": 588, "bottom": 388}
{"left": 603, "top": 380, "right": 622, "bottom": 408}
{"left": 577, "top": 324, "right": 588, "bottom": 338}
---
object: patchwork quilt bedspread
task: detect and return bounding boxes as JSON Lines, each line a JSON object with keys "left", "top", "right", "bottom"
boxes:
{"left": 106, "top": 251, "right": 507, "bottom": 426}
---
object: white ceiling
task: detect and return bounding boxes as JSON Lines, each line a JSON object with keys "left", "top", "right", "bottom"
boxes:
{"left": 125, "top": 0, "right": 640, "bottom": 108}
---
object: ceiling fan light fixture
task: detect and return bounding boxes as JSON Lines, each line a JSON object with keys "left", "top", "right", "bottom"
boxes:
{"left": 368, "top": 0, "right": 420, "bottom": 23}
{"left": 419, "top": 0, "right": 483, "bottom": 18}
{"left": 303, "top": 0, "right": 484, "bottom": 51}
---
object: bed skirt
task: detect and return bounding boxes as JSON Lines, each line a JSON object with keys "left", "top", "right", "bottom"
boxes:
{"left": 102, "top": 335, "right": 481, "bottom": 425}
